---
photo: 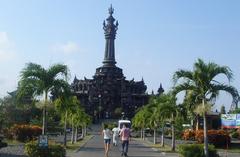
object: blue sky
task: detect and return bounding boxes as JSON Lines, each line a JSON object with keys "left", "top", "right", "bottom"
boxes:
{"left": 0, "top": 0, "right": 239, "bottom": 111}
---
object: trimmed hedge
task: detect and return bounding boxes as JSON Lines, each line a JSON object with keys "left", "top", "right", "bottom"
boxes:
{"left": 25, "top": 142, "right": 66, "bottom": 157}
{"left": 178, "top": 144, "right": 219, "bottom": 157}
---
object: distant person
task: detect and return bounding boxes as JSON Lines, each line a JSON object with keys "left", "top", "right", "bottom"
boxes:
{"left": 119, "top": 124, "right": 131, "bottom": 157}
{"left": 102, "top": 123, "right": 112, "bottom": 157}
{"left": 112, "top": 124, "right": 119, "bottom": 146}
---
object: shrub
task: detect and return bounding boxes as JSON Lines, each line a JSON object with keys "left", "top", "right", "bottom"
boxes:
{"left": 25, "top": 141, "right": 66, "bottom": 157}
{"left": 195, "top": 130, "right": 230, "bottom": 147}
{"left": 7, "top": 124, "right": 42, "bottom": 142}
{"left": 230, "top": 131, "right": 239, "bottom": 139}
{"left": 182, "top": 129, "right": 195, "bottom": 140}
{"left": 178, "top": 144, "right": 219, "bottom": 157}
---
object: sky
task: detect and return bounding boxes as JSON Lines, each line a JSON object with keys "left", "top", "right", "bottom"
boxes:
{"left": 0, "top": 0, "right": 239, "bottom": 111}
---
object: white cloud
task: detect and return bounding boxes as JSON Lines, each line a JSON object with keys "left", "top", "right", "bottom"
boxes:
{"left": 51, "top": 41, "right": 80, "bottom": 55}
{"left": 0, "top": 32, "right": 16, "bottom": 62}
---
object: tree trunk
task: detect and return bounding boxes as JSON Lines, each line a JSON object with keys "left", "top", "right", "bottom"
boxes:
{"left": 196, "top": 115, "right": 199, "bottom": 130}
{"left": 42, "top": 92, "right": 48, "bottom": 135}
{"left": 191, "top": 118, "right": 194, "bottom": 130}
{"left": 153, "top": 128, "right": 156, "bottom": 144}
{"left": 203, "top": 99, "right": 209, "bottom": 157}
{"left": 42, "top": 105, "right": 46, "bottom": 135}
{"left": 74, "top": 127, "right": 78, "bottom": 143}
{"left": 71, "top": 117, "right": 74, "bottom": 144}
{"left": 140, "top": 128, "right": 143, "bottom": 139}
{"left": 161, "top": 125, "right": 165, "bottom": 147}
{"left": 171, "top": 115, "right": 175, "bottom": 151}
{"left": 81, "top": 126, "right": 84, "bottom": 138}
{"left": 143, "top": 128, "right": 145, "bottom": 140}
{"left": 63, "top": 111, "right": 68, "bottom": 147}
{"left": 84, "top": 125, "right": 87, "bottom": 136}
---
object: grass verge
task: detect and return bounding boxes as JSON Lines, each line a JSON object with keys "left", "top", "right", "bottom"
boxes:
{"left": 66, "top": 135, "right": 93, "bottom": 152}
{"left": 133, "top": 138, "right": 176, "bottom": 153}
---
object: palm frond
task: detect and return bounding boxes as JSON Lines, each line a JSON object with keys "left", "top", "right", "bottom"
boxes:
{"left": 173, "top": 83, "right": 196, "bottom": 96}
{"left": 210, "top": 84, "right": 239, "bottom": 101}
{"left": 208, "top": 64, "right": 233, "bottom": 82}
{"left": 20, "top": 62, "right": 46, "bottom": 81}
{"left": 173, "top": 70, "right": 193, "bottom": 85}
{"left": 48, "top": 64, "right": 69, "bottom": 81}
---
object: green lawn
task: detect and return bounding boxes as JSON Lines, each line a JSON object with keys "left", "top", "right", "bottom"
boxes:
{"left": 151, "top": 143, "right": 175, "bottom": 152}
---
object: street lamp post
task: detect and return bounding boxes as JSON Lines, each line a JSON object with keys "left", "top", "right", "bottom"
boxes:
{"left": 98, "top": 94, "right": 101, "bottom": 120}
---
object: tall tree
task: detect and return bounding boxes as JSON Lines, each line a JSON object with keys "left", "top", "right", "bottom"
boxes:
{"left": 132, "top": 106, "right": 152, "bottom": 140}
{"left": 173, "top": 58, "right": 239, "bottom": 157}
{"left": 55, "top": 94, "right": 78, "bottom": 147}
{"left": 71, "top": 107, "right": 91, "bottom": 142}
{"left": 157, "top": 93, "right": 178, "bottom": 151}
{"left": 18, "top": 62, "right": 69, "bottom": 135}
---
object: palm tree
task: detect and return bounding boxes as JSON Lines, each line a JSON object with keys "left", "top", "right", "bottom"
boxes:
{"left": 132, "top": 106, "right": 151, "bottom": 140}
{"left": 18, "top": 62, "right": 69, "bottom": 135}
{"left": 55, "top": 94, "right": 79, "bottom": 147}
{"left": 173, "top": 58, "right": 239, "bottom": 157}
{"left": 148, "top": 100, "right": 159, "bottom": 145}
{"left": 148, "top": 96, "right": 164, "bottom": 145}
{"left": 157, "top": 93, "right": 178, "bottom": 151}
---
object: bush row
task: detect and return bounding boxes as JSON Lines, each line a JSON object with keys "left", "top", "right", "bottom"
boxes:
{"left": 182, "top": 129, "right": 230, "bottom": 147}
{"left": 25, "top": 141, "right": 66, "bottom": 157}
{"left": 4, "top": 124, "right": 42, "bottom": 142}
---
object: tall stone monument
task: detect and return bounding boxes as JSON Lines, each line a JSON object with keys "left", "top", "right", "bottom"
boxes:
{"left": 71, "top": 6, "right": 150, "bottom": 120}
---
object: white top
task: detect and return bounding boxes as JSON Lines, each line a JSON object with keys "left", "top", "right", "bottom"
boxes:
{"left": 103, "top": 129, "right": 111, "bottom": 139}
{"left": 112, "top": 127, "right": 119, "bottom": 136}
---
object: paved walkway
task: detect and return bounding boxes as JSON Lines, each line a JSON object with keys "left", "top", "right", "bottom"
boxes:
{"left": 0, "top": 144, "right": 26, "bottom": 157}
{"left": 67, "top": 133, "right": 178, "bottom": 157}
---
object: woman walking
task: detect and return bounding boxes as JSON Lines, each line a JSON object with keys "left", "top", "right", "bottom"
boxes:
{"left": 102, "top": 123, "right": 112, "bottom": 157}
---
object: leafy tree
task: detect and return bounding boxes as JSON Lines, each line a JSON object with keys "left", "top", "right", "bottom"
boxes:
{"left": 55, "top": 93, "right": 78, "bottom": 147}
{"left": 132, "top": 105, "right": 152, "bottom": 140}
{"left": 173, "top": 58, "right": 239, "bottom": 157}
{"left": 71, "top": 107, "right": 91, "bottom": 143}
{"left": 18, "top": 62, "right": 69, "bottom": 135}
{"left": 148, "top": 97, "right": 159, "bottom": 144}
{"left": 0, "top": 95, "right": 41, "bottom": 129}
{"left": 157, "top": 93, "right": 178, "bottom": 151}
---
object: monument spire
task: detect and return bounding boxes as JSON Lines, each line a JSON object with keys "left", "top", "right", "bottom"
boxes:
{"left": 103, "top": 5, "right": 118, "bottom": 67}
